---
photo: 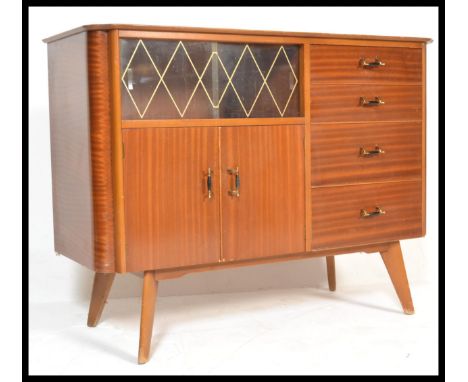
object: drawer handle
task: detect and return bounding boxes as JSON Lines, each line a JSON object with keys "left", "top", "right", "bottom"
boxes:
{"left": 227, "top": 167, "right": 240, "bottom": 197}
{"left": 207, "top": 168, "right": 213, "bottom": 199}
{"left": 360, "top": 57, "right": 386, "bottom": 68}
{"left": 360, "top": 96, "right": 385, "bottom": 106}
{"left": 360, "top": 146, "right": 385, "bottom": 157}
{"left": 360, "top": 206, "right": 386, "bottom": 218}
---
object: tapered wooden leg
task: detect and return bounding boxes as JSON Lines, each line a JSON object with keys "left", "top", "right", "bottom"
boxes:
{"left": 138, "top": 271, "right": 158, "bottom": 364}
{"left": 87, "top": 272, "right": 115, "bottom": 327}
{"left": 380, "top": 242, "right": 415, "bottom": 315}
{"left": 326, "top": 256, "right": 336, "bottom": 291}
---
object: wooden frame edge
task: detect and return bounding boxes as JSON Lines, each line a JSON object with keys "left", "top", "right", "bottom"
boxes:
{"left": 421, "top": 44, "right": 427, "bottom": 236}
{"left": 122, "top": 117, "right": 305, "bottom": 129}
{"left": 108, "top": 30, "right": 126, "bottom": 273}
{"left": 43, "top": 24, "right": 432, "bottom": 44}
{"left": 153, "top": 242, "right": 395, "bottom": 281}
{"left": 119, "top": 29, "right": 309, "bottom": 44}
{"left": 303, "top": 44, "right": 312, "bottom": 251}
{"left": 307, "top": 38, "right": 423, "bottom": 49}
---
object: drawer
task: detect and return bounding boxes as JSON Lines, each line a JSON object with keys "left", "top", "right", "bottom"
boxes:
{"left": 310, "top": 45, "right": 422, "bottom": 84}
{"left": 310, "top": 84, "right": 422, "bottom": 123}
{"left": 311, "top": 181, "right": 422, "bottom": 250}
{"left": 311, "top": 122, "right": 422, "bottom": 186}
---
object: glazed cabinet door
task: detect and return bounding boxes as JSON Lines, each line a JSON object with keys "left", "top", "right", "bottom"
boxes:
{"left": 123, "top": 127, "right": 221, "bottom": 271}
{"left": 119, "top": 39, "right": 301, "bottom": 119}
{"left": 221, "top": 124, "right": 305, "bottom": 262}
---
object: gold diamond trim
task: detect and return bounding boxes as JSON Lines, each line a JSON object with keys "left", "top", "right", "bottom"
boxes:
{"left": 121, "top": 40, "right": 162, "bottom": 118}
{"left": 122, "top": 40, "right": 299, "bottom": 119}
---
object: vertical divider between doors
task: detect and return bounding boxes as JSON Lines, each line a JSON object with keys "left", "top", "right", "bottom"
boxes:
{"left": 218, "top": 126, "right": 224, "bottom": 262}
{"left": 302, "top": 44, "right": 312, "bottom": 251}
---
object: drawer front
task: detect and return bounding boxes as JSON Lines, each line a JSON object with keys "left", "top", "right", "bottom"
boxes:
{"left": 310, "top": 85, "right": 422, "bottom": 123}
{"left": 311, "top": 122, "right": 422, "bottom": 186}
{"left": 310, "top": 45, "right": 422, "bottom": 84}
{"left": 311, "top": 181, "right": 422, "bottom": 250}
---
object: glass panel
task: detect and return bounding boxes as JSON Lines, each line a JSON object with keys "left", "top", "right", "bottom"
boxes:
{"left": 120, "top": 39, "right": 301, "bottom": 119}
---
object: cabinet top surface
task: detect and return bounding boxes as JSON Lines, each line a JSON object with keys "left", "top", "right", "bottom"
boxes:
{"left": 43, "top": 24, "right": 432, "bottom": 44}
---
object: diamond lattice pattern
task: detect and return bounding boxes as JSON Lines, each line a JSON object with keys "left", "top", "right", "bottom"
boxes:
{"left": 121, "top": 40, "right": 299, "bottom": 119}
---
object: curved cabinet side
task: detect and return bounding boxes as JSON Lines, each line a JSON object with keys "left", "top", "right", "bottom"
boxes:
{"left": 88, "top": 31, "right": 115, "bottom": 272}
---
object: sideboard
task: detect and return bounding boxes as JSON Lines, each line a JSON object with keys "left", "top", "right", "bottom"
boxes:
{"left": 44, "top": 24, "right": 431, "bottom": 364}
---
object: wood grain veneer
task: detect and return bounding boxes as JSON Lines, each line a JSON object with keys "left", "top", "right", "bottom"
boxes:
{"left": 310, "top": 45, "right": 422, "bottom": 84}
{"left": 310, "top": 84, "right": 422, "bottom": 123}
{"left": 421, "top": 45, "right": 427, "bottom": 236}
{"left": 122, "top": 118, "right": 305, "bottom": 128}
{"left": 43, "top": 24, "right": 432, "bottom": 44}
{"left": 308, "top": 38, "right": 424, "bottom": 49}
{"left": 303, "top": 44, "right": 313, "bottom": 251}
{"left": 88, "top": 31, "right": 115, "bottom": 272}
{"left": 153, "top": 242, "right": 394, "bottom": 279}
{"left": 118, "top": 31, "right": 426, "bottom": 49}
{"left": 122, "top": 127, "right": 221, "bottom": 272}
{"left": 220, "top": 124, "right": 305, "bottom": 262}
{"left": 311, "top": 181, "right": 422, "bottom": 250}
{"left": 47, "top": 32, "right": 94, "bottom": 269}
{"left": 311, "top": 121, "right": 422, "bottom": 186}
{"left": 48, "top": 31, "right": 117, "bottom": 272}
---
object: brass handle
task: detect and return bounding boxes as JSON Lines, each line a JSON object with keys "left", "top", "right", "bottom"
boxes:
{"left": 360, "top": 57, "right": 386, "bottom": 68}
{"left": 360, "top": 206, "right": 386, "bottom": 218}
{"left": 360, "top": 146, "right": 385, "bottom": 157}
{"left": 227, "top": 167, "right": 240, "bottom": 197}
{"left": 360, "top": 96, "right": 385, "bottom": 106}
{"left": 207, "top": 168, "right": 213, "bottom": 199}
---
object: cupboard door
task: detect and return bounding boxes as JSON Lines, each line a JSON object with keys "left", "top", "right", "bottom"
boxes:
{"left": 221, "top": 125, "right": 305, "bottom": 262}
{"left": 123, "top": 127, "right": 221, "bottom": 271}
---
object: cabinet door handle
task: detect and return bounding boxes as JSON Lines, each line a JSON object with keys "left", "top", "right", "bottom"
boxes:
{"left": 360, "top": 96, "right": 385, "bottom": 106}
{"left": 360, "top": 146, "right": 385, "bottom": 157}
{"left": 360, "top": 206, "right": 386, "bottom": 218}
{"left": 360, "top": 57, "right": 386, "bottom": 68}
{"left": 227, "top": 167, "right": 240, "bottom": 197}
{"left": 207, "top": 168, "right": 213, "bottom": 199}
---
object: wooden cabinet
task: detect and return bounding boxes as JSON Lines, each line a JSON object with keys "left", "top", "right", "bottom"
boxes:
{"left": 44, "top": 25, "right": 431, "bottom": 364}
